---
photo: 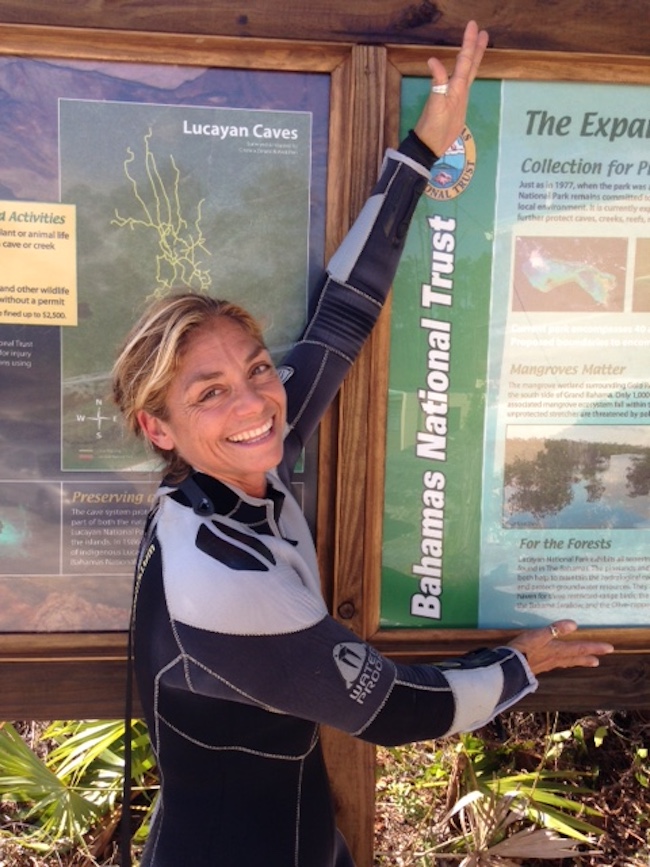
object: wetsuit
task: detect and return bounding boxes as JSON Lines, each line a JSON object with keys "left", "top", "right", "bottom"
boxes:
{"left": 133, "top": 133, "right": 538, "bottom": 867}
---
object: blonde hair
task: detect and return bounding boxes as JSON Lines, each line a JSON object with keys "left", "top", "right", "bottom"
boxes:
{"left": 112, "top": 292, "right": 265, "bottom": 481}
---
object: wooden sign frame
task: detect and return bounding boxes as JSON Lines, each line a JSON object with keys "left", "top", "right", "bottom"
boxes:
{"left": 1, "top": 29, "right": 650, "bottom": 867}
{"left": 0, "top": 23, "right": 355, "bottom": 719}
{"left": 330, "top": 45, "right": 650, "bottom": 715}
{"left": 323, "top": 49, "right": 650, "bottom": 860}
{"left": 3, "top": 28, "right": 647, "bottom": 717}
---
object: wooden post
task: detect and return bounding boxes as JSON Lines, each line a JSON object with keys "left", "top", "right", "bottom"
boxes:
{"left": 318, "top": 44, "right": 389, "bottom": 867}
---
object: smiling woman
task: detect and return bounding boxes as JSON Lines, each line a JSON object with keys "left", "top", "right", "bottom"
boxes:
{"left": 112, "top": 295, "right": 272, "bottom": 485}
{"left": 109, "top": 23, "right": 612, "bottom": 867}
{"left": 150, "top": 319, "right": 285, "bottom": 486}
{"left": 137, "top": 314, "right": 285, "bottom": 497}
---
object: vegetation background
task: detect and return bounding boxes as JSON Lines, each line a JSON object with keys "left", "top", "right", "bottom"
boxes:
{"left": 0, "top": 709, "right": 648, "bottom": 865}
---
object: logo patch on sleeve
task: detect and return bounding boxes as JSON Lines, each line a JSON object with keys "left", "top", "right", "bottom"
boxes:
{"left": 333, "top": 642, "right": 383, "bottom": 705}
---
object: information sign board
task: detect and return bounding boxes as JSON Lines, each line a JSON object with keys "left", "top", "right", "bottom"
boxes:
{"left": 381, "top": 68, "right": 650, "bottom": 631}
{"left": 0, "top": 50, "right": 330, "bottom": 632}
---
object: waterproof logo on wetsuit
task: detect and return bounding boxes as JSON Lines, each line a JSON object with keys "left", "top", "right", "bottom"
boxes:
{"left": 333, "top": 642, "right": 383, "bottom": 705}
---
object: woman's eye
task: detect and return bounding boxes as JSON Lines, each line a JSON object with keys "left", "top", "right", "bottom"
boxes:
{"left": 252, "top": 362, "right": 273, "bottom": 377}
{"left": 199, "top": 386, "right": 223, "bottom": 402}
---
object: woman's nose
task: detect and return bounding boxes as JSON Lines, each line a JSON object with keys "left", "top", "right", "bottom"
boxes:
{"left": 233, "top": 380, "right": 266, "bottom": 413}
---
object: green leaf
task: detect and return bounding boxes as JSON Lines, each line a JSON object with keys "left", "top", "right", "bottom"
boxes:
{"left": 0, "top": 724, "right": 103, "bottom": 843}
{"left": 593, "top": 726, "right": 609, "bottom": 748}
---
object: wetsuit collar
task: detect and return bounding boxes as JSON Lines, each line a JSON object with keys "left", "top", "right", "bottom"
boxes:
{"left": 167, "top": 471, "right": 286, "bottom": 528}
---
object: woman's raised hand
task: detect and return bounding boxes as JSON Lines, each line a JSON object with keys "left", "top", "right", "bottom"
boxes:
{"left": 414, "top": 20, "right": 489, "bottom": 158}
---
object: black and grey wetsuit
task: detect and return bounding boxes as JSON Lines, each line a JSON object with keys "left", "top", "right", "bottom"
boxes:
{"left": 133, "top": 134, "right": 538, "bottom": 867}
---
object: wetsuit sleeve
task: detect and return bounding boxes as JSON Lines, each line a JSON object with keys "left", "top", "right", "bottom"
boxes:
{"left": 279, "top": 133, "right": 436, "bottom": 470}
{"left": 172, "top": 608, "right": 536, "bottom": 747}
{"left": 358, "top": 648, "right": 537, "bottom": 746}
{"left": 153, "top": 505, "right": 538, "bottom": 747}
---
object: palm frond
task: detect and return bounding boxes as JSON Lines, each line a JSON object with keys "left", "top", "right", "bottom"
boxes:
{"left": 0, "top": 724, "right": 103, "bottom": 843}
{"left": 490, "top": 825, "right": 597, "bottom": 858}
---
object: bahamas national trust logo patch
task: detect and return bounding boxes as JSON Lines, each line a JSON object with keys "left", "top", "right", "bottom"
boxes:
{"left": 333, "top": 642, "right": 383, "bottom": 706}
{"left": 425, "top": 125, "right": 477, "bottom": 201}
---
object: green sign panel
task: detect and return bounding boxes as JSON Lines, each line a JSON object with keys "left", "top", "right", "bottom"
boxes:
{"left": 382, "top": 78, "right": 650, "bottom": 630}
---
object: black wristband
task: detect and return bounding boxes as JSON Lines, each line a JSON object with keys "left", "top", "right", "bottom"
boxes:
{"left": 399, "top": 129, "right": 439, "bottom": 169}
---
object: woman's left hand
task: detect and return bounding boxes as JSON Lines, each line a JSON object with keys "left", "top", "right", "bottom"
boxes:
{"left": 508, "top": 620, "right": 615, "bottom": 675}
{"left": 414, "top": 19, "right": 489, "bottom": 159}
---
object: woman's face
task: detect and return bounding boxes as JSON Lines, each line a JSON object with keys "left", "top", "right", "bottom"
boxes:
{"left": 138, "top": 317, "right": 286, "bottom": 498}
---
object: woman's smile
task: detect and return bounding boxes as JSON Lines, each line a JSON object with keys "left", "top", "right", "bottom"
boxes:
{"left": 227, "top": 418, "right": 275, "bottom": 444}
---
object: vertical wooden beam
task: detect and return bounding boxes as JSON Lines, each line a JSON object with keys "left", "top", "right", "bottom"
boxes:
{"left": 319, "top": 43, "right": 389, "bottom": 867}
{"left": 329, "top": 47, "right": 387, "bottom": 638}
